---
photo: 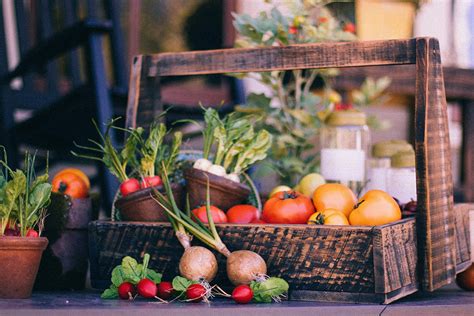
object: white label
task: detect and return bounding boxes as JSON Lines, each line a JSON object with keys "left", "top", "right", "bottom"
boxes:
{"left": 366, "top": 167, "right": 388, "bottom": 191}
{"left": 320, "top": 148, "right": 365, "bottom": 182}
{"left": 387, "top": 168, "right": 417, "bottom": 204}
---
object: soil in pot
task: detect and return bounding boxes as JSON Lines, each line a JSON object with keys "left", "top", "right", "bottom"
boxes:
{"left": 115, "top": 183, "right": 184, "bottom": 222}
{"left": 0, "top": 236, "right": 48, "bottom": 298}
{"left": 184, "top": 168, "right": 251, "bottom": 211}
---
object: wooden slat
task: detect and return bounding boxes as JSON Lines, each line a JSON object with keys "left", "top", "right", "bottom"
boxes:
{"left": 415, "top": 37, "right": 456, "bottom": 291}
{"left": 454, "top": 204, "right": 472, "bottom": 271}
{"left": 146, "top": 39, "right": 417, "bottom": 77}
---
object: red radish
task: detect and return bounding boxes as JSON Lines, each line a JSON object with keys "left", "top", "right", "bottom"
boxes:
{"left": 120, "top": 178, "right": 141, "bottom": 196}
{"left": 156, "top": 281, "right": 174, "bottom": 300}
{"left": 192, "top": 205, "right": 227, "bottom": 224}
{"left": 232, "top": 285, "right": 253, "bottom": 304}
{"left": 137, "top": 278, "right": 157, "bottom": 299}
{"left": 227, "top": 205, "right": 259, "bottom": 224}
{"left": 26, "top": 229, "right": 39, "bottom": 237}
{"left": 118, "top": 282, "right": 136, "bottom": 300}
{"left": 141, "top": 176, "right": 162, "bottom": 189}
{"left": 186, "top": 284, "right": 206, "bottom": 302}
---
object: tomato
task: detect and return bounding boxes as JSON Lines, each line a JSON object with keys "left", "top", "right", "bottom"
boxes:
{"left": 307, "top": 209, "right": 349, "bottom": 225}
{"left": 343, "top": 22, "right": 356, "bottom": 33}
{"left": 250, "top": 218, "right": 266, "bottom": 224}
{"left": 141, "top": 176, "right": 162, "bottom": 188}
{"left": 120, "top": 178, "right": 141, "bottom": 196}
{"left": 456, "top": 263, "right": 474, "bottom": 291}
{"left": 54, "top": 168, "right": 90, "bottom": 190}
{"left": 297, "top": 173, "right": 325, "bottom": 197}
{"left": 349, "top": 190, "right": 401, "bottom": 226}
{"left": 192, "top": 205, "right": 228, "bottom": 224}
{"left": 313, "top": 183, "right": 357, "bottom": 217}
{"left": 227, "top": 205, "right": 259, "bottom": 224}
{"left": 52, "top": 173, "right": 88, "bottom": 198}
{"left": 262, "top": 191, "right": 315, "bottom": 224}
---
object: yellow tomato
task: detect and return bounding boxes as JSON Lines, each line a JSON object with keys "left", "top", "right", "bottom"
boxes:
{"left": 307, "top": 208, "right": 349, "bottom": 225}
{"left": 349, "top": 190, "right": 401, "bottom": 226}
{"left": 312, "top": 183, "right": 357, "bottom": 217}
{"left": 297, "top": 173, "right": 326, "bottom": 197}
{"left": 269, "top": 185, "right": 292, "bottom": 197}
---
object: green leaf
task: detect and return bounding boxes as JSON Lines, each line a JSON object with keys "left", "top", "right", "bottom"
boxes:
{"left": 101, "top": 285, "right": 118, "bottom": 299}
{"left": 111, "top": 266, "right": 125, "bottom": 287}
{"left": 121, "top": 256, "right": 141, "bottom": 283}
{"left": 146, "top": 269, "right": 162, "bottom": 284}
{"left": 251, "top": 277, "right": 289, "bottom": 303}
{"left": 172, "top": 276, "right": 195, "bottom": 292}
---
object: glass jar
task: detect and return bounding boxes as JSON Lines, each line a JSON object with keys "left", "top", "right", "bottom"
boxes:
{"left": 387, "top": 149, "right": 417, "bottom": 204}
{"left": 320, "top": 111, "right": 370, "bottom": 194}
{"left": 365, "top": 140, "right": 413, "bottom": 193}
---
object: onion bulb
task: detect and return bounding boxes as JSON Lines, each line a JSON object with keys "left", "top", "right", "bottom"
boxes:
{"left": 179, "top": 246, "right": 218, "bottom": 282}
{"left": 193, "top": 158, "right": 212, "bottom": 171}
{"left": 225, "top": 173, "right": 240, "bottom": 183}
{"left": 207, "top": 164, "right": 226, "bottom": 177}
{"left": 226, "top": 250, "right": 267, "bottom": 285}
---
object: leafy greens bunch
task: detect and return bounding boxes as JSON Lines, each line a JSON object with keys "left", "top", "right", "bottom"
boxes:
{"left": 0, "top": 149, "right": 51, "bottom": 237}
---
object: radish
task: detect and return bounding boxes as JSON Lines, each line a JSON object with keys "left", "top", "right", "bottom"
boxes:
{"left": 227, "top": 250, "right": 267, "bottom": 285}
{"left": 193, "top": 158, "right": 212, "bottom": 171}
{"left": 225, "top": 173, "right": 240, "bottom": 183}
{"left": 26, "top": 229, "right": 39, "bottom": 237}
{"left": 156, "top": 281, "right": 174, "bottom": 300}
{"left": 118, "top": 282, "right": 136, "bottom": 300}
{"left": 207, "top": 164, "right": 226, "bottom": 177}
{"left": 179, "top": 246, "right": 218, "bottom": 282}
{"left": 137, "top": 279, "right": 157, "bottom": 299}
{"left": 232, "top": 285, "right": 253, "bottom": 304}
{"left": 186, "top": 284, "right": 207, "bottom": 302}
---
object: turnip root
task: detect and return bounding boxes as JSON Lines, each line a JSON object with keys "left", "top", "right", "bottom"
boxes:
{"left": 225, "top": 173, "right": 240, "bottom": 183}
{"left": 179, "top": 246, "right": 218, "bottom": 282}
{"left": 193, "top": 158, "right": 212, "bottom": 171}
{"left": 226, "top": 250, "right": 267, "bottom": 285}
{"left": 207, "top": 164, "right": 226, "bottom": 177}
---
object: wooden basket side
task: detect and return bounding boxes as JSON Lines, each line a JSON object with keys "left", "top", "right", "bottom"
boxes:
{"left": 373, "top": 218, "right": 418, "bottom": 295}
{"left": 454, "top": 203, "right": 473, "bottom": 272}
{"left": 415, "top": 37, "right": 456, "bottom": 291}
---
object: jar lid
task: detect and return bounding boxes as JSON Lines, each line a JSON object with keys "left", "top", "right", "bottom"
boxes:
{"left": 391, "top": 149, "right": 416, "bottom": 168}
{"left": 372, "top": 140, "right": 413, "bottom": 158}
{"left": 326, "top": 110, "right": 367, "bottom": 126}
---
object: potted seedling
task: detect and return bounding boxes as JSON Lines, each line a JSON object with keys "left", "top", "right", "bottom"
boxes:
{"left": 0, "top": 149, "right": 52, "bottom": 298}
{"left": 185, "top": 108, "right": 272, "bottom": 210}
{"left": 73, "top": 119, "right": 183, "bottom": 221}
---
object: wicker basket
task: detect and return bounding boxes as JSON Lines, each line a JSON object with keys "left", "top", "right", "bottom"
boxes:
{"left": 89, "top": 38, "right": 471, "bottom": 304}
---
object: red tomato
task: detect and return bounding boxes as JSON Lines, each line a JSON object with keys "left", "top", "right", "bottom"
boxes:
{"left": 343, "top": 22, "right": 356, "bottom": 33}
{"left": 250, "top": 219, "right": 266, "bottom": 224}
{"left": 141, "top": 176, "right": 162, "bottom": 188}
{"left": 120, "top": 178, "right": 141, "bottom": 196}
{"left": 192, "top": 205, "right": 227, "bottom": 224}
{"left": 227, "top": 205, "right": 259, "bottom": 224}
{"left": 262, "top": 191, "right": 315, "bottom": 224}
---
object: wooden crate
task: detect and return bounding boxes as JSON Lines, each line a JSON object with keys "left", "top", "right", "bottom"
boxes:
{"left": 89, "top": 38, "right": 470, "bottom": 303}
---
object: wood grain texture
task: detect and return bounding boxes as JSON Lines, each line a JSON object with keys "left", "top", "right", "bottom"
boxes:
{"left": 89, "top": 219, "right": 418, "bottom": 304}
{"left": 146, "top": 39, "right": 416, "bottom": 77}
{"left": 373, "top": 219, "right": 418, "bottom": 294}
{"left": 454, "top": 204, "right": 472, "bottom": 272}
{"left": 462, "top": 103, "right": 474, "bottom": 201}
{"left": 415, "top": 38, "right": 456, "bottom": 291}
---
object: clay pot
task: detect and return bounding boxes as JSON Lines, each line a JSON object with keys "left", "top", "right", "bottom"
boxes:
{"left": 35, "top": 195, "right": 94, "bottom": 290}
{"left": 115, "top": 184, "right": 183, "bottom": 222}
{"left": 184, "top": 168, "right": 251, "bottom": 211}
{"left": 0, "top": 236, "right": 48, "bottom": 298}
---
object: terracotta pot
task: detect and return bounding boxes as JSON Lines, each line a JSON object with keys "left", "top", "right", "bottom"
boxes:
{"left": 115, "top": 184, "right": 183, "bottom": 222}
{"left": 35, "top": 195, "right": 93, "bottom": 290}
{"left": 184, "top": 168, "right": 251, "bottom": 211}
{"left": 0, "top": 236, "right": 48, "bottom": 298}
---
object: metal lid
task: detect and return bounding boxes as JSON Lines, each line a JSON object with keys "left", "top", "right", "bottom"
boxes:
{"left": 326, "top": 110, "right": 367, "bottom": 126}
{"left": 372, "top": 140, "right": 414, "bottom": 158}
{"left": 391, "top": 149, "right": 416, "bottom": 168}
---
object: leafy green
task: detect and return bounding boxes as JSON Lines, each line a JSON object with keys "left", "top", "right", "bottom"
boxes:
{"left": 171, "top": 276, "right": 196, "bottom": 292}
{"left": 101, "top": 253, "right": 162, "bottom": 299}
{"left": 250, "top": 277, "right": 289, "bottom": 303}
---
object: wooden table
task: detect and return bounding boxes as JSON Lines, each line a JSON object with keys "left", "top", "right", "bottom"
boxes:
{"left": 0, "top": 285, "right": 472, "bottom": 316}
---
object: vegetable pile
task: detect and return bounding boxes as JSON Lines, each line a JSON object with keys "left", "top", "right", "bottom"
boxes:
{"left": 0, "top": 149, "right": 51, "bottom": 237}
{"left": 192, "top": 108, "right": 272, "bottom": 183}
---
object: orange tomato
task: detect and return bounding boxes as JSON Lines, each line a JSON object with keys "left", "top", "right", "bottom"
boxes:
{"left": 456, "top": 263, "right": 474, "bottom": 291}
{"left": 262, "top": 191, "right": 315, "bottom": 224}
{"left": 312, "top": 183, "right": 357, "bottom": 217}
{"left": 307, "top": 209, "right": 349, "bottom": 225}
{"left": 52, "top": 173, "right": 89, "bottom": 198}
{"left": 54, "top": 168, "right": 90, "bottom": 190}
{"left": 349, "top": 190, "right": 401, "bottom": 226}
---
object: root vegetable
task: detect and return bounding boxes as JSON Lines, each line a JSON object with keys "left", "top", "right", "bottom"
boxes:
{"left": 186, "top": 284, "right": 207, "bottom": 302}
{"left": 207, "top": 164, "right": 226, "bottom": 176}
{"left": 157, "top": 281, "right": 174, "bottom": 299}
{"left": 137, "top": 279, "right": 157, "bottom": 299}
{"left": 232, "top": 285, "right": 253, "bottom": 304}
{"left": 179, "top": 246, "right": 218, "bottom": 282}
{"left": 26, "top": 229, "right": 39, "bottom": 237}
{"left": 193, "top": 159, "right": 212, "bottom": 171}
{"left": 225, "top": 173, "right": 240, "bottom": 183}
{"left": 118, "top": 282, "right": 136, "bottom": 300}
{"left": 227, "top": 250, "right": 267, "bottom": 285}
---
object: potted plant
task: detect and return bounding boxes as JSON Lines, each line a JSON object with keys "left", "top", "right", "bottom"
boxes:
{"left": 0, "top": 149, "right": 52, "bottom": 298}
{"left": 73, "top": 119, "right": 183, "bottom": 221}
{"left": 185, "top": 108, "right": 272, "bottom": 210}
